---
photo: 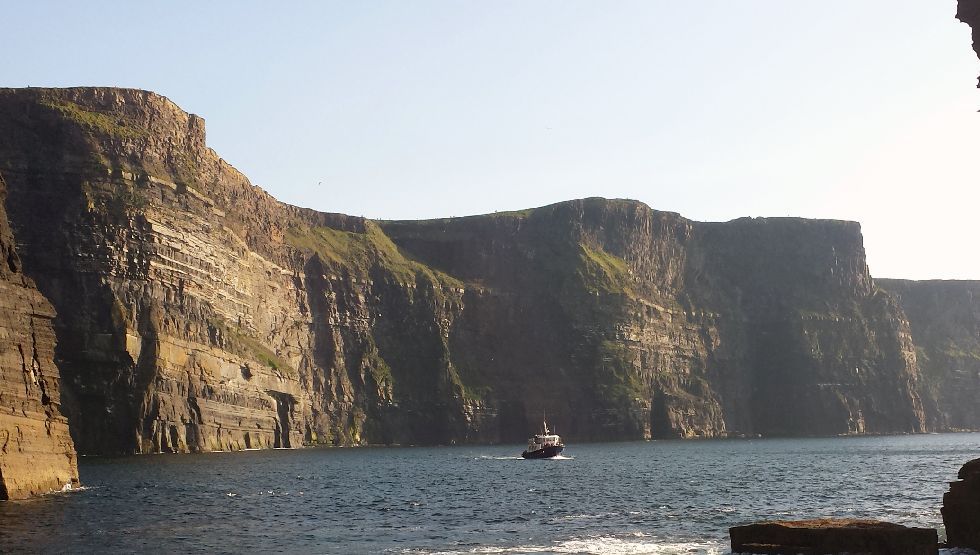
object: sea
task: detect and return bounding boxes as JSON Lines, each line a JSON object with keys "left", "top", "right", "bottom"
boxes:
{"left": 2, "top": 433, "right": 979, "bottom": 554}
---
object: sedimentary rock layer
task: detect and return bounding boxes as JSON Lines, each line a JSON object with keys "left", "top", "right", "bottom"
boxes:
{"left": 384, "top": 203, "right": 927, "bottom": 440}
{"left": 0, "top": 87, "right": 471, "bottom": 454}
{"left": 0, "top": 173, "right": 79, "bottom": 499}
{"left": 0, "top": 87, "right": 943, "bottom": 454}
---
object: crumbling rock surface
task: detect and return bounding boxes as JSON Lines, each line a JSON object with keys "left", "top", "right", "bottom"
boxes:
{"left": 0, "top": 87, "right": 942, "bottom": 454}
{"left": 729, "top": 519, "right": 938, "bottom": 555}
{"left": 0, "top": 172, "right": 79, "bottom": 499}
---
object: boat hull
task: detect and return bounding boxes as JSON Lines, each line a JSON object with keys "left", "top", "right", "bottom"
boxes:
{"left": 521, "top": 445, "right": 564, "bottom": 459}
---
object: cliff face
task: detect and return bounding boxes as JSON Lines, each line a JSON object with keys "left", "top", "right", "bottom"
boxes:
{"left": 0, "top": 87, "right": 934, "bottom": 454}
{"left": 0, "top": 88, "right": 473, "bottom": 454}
{"left": 384, "top": 204, "right": 926, "bottom": 440}
{"left": 878, "top": 280, "right": 980, "bottom": 431}
{"left": 686, "top": 219, "right": 925, "bottom": 436}
{"left": 0, "top": 172, "right": 79, "bottom": 499}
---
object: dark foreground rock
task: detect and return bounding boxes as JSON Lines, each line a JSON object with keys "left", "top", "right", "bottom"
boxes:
{"left": 729, "top": 518, "right": 937, "bottom": 555}
{"left": 942, "top": 458, "right": 980, "bottom": 551}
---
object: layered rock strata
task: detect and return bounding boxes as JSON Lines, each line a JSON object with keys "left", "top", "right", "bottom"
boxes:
{"left": 942, "top": 458, "right": 980, "bottom": 551}
{"left": 0, "top": 87, "right": 473, "bottom": 454}
{"left": 0, "top": 172, "right": 79, "bottom": 499}
{"left": 383, "top": 205, "right": 926, "bottom": 440}
{"left": 0, "top": 87, "right": 936, "bottom": 454}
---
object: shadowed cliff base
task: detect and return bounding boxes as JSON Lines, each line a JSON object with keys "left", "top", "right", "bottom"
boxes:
{"left": 0, "top": 86, "right": 973, "bottom": 458}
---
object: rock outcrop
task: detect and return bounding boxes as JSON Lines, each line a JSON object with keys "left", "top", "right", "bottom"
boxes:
{"left": 0, "top": 172, "right": 79, "bottom": 499}
{"left": 942, "top": 458, "right": 980, "bottom": 551}
{"left": 0, "top": 87, "right": 937, "bottom": 454}
{"left": 729, "top": 519, "right": 938, "bottom": 555}
{"left": 958, "top": 0, "right": 980, "bottom": 86}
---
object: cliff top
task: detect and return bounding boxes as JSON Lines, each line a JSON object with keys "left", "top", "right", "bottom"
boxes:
{"left": 0, "top": 86, "right": 864, "bottom": 228}
{"left": 0, "top": 86, "right": 197, "bottom": 120}
{"left": 384, "top": 195, "right": 862, "bottom": 230}
{"left": 0, "top": 86, "right": 869, "bottom": 277}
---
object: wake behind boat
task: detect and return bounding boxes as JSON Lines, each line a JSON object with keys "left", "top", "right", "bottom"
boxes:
{"left": 521, "top": 416, "right": 564, "bottom": 459}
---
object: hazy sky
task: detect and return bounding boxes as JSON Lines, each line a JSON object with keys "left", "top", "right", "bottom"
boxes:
{"left": 2, "top": 1, "right": 978, "bottom": 279}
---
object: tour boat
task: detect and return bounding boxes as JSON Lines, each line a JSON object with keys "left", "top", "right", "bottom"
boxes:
{"left": 521, "top": 416, "right": 564, "bottom": 459}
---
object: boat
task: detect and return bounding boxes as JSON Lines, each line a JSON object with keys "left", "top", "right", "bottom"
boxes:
{"left": 521, "top": 415, "right": 564, "bottom": 459}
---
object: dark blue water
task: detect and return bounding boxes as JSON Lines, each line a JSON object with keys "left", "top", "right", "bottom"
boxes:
{"left": 2, "top": 433, "right": 978, "bottom": 554}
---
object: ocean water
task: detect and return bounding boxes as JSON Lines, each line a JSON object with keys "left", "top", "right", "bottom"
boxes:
{"left": 2, "top": 433, "right": 979, "bottom": 554}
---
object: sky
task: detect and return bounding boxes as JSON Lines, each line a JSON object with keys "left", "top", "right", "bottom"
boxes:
{"left": 2, "top": 1, "right": 978, "bottom": 280}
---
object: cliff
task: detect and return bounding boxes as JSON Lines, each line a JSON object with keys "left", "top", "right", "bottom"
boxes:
{"left": 0, "top": 87, "right": 473, "bottom": 454}
{"left": 384, "top": 204, "right": 925, "bottom": 439}
{"left": 0, "top": 87, "right": 935, "bottom": 455}
{"left": 0, "top": 171, "right": 79, "bottom": 499}
{"left": 878, "top": 280, "right": 980, "bottom": 431}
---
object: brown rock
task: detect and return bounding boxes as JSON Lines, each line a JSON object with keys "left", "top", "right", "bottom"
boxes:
{"left": 729, "top": 519, "right": 937, "bottom": 555}
{"left": 942, "top": 458, "right": 980, "bottom": 551}
{"left": 0, "top": 172, "right": 79, "bottom": 499}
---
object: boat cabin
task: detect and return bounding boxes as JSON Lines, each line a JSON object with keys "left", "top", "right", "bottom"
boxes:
{"left": 527, "top": 433, "right": 561, "bottom": 451}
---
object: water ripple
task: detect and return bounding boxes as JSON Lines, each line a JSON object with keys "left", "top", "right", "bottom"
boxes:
{"left": 1, "top": 434, "right": 978, "bottom": 553}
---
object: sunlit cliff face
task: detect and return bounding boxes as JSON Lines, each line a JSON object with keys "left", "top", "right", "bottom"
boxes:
{"left": 0, "top": 87, "right": 953, "bottom": 458}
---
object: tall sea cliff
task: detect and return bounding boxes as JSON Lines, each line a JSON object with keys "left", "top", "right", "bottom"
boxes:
{"left": 1, "top": 87, "right": 975, "bottom": 466}
{"left": 0, "top": 163, "right": 78, "bottom": 499}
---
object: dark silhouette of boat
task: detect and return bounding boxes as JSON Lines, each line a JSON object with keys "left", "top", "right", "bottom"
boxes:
{"left": 521, "top": 415, "right": 564, "bottom": 459}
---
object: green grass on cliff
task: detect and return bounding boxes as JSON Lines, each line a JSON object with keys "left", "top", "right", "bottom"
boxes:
{"left": 37, "top": 98, "right": 200, "bottom": 190}
{"left": 210, "top": 318, "right": 297, "bottom": 377}
{"left": 39, "top": 98, "right": 149, "bottom": 141}
{"left": 362, "top": 342, "right": 394, "bottom": 392}
{"left": 937, "top": 339, "right": 980, "bottom": 361}
{"left": 578, "top": 244, "right": 633, "bottom": 295}
{"left": 285, "top": 221, "right": 462, "bottom": 288}
{"left": 593, "top": 339, "right": 646, "bottom": 401}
